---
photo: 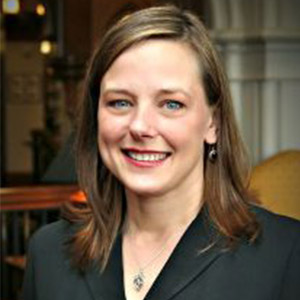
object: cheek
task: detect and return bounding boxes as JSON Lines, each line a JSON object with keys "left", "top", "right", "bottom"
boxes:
{"left": 161, "top": 114, "right": 209, "bottom": 149}
{"left": 98, "top": 112, "right": 127, "bottom": 145}
{"left": 97, "top": 113, "right": 118, "bottom": 163}
{"left": 97, "top": 113, "right": 126, "bottom": 169}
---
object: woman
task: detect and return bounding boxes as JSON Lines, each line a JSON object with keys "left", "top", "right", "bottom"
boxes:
{"left": 23, "top": 5, "right": 300, "bottom": 300}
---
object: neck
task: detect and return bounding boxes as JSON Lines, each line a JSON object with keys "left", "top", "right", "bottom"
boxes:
{"left": 124, "top": 176, "right": 204, "bottom": 237}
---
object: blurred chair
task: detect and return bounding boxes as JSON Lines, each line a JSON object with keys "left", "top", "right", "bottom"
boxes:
{"left": 250, "top": 150, "right": 300, "bottom": 220}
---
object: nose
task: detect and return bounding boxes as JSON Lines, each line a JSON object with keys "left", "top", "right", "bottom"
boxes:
{"left": 129, "top": 105, "right": 157, "bottom": 140}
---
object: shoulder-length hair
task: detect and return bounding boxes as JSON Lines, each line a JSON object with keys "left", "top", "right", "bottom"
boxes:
{"left": 63, "top": 5, "right": 259, "bottom": 270}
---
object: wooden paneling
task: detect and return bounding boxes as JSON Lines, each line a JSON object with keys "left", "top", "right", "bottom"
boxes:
{"left": 0, "top": 184, "right": 83, "bottom": 211}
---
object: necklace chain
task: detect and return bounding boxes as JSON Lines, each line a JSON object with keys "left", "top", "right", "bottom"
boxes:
{"left": 127, "top": 230, "right": 182, "bottom": 292}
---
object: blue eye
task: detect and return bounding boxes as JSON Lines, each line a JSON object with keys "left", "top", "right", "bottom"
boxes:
{"left": 108, "top": 100, "right": 131, "bottom": 109}
{"left": 164, "top": 100, "right": 183, "bottom": 110}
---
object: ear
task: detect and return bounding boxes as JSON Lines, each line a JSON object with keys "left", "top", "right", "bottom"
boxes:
{"left": 204, "top": 113, "right": 217, "bottom": 144}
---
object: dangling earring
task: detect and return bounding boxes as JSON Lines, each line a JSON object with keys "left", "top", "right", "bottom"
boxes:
{"left": 208, "top": 144, "right": 217, "bottom": 162}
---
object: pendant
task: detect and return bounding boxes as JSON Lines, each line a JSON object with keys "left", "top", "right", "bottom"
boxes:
{"left": 133, "top": 270, "right": 145, "bottom": 292}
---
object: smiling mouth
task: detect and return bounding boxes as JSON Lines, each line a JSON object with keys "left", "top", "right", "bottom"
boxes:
{"left": 122, "top": 149, "right": 171, "bottom": 162}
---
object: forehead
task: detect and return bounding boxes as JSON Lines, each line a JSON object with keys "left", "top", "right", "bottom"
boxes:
{"left": 101, "top": 39, "right": 202, "bottom": 88}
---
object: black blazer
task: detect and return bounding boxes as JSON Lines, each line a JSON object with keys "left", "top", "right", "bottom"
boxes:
{"left": 23, "top": 207, "right": 300, "bottom": 300}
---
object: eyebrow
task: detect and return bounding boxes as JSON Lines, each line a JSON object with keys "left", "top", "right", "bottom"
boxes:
{"left": 158, "top": 88, "right": 191, "bottom": 99}
{"left": 101, "top": 87, "right": 191, "bottom": 99}
{"left": 100, "top": 88, "right": 135, "bottom": 98}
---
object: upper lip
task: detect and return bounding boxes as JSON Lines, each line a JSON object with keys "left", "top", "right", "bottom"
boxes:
{"left": 122, "top": 147, "right": 171, "bottom": 154}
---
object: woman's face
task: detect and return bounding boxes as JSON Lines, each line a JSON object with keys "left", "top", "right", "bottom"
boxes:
{"left": 98, "top": 40, "right": 217, "bottom": 197}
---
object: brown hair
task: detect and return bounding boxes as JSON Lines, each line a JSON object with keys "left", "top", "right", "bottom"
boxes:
{"left": 63, "top": 5, "right": 259, "bottom": 270}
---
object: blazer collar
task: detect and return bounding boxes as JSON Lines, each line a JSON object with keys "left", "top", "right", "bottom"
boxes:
{"left": 144, "top": 208, "right": 223, "bottom": 300}
{"left": 84, "top": 208, "right": 223, "bottom": 300}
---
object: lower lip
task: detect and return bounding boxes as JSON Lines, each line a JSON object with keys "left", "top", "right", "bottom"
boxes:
{"left": 123, "top": 154, "right": 168, "bottom": 168}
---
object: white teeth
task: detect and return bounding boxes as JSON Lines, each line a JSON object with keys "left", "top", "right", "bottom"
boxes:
{"left": 127, "top": 152, "right": 167, "bottom": 161}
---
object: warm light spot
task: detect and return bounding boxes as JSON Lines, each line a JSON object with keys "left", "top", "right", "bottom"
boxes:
{"left": 2, "top": 0, "right": 20, "bottom": 14}
{"left": 36, "top": 3, "right": 46, "bottom": 16}
{"left": 40, "top": 40, "right": 52, "bottom": 54}
{"left": 70, "top": 190, "right": 87, "bottom": 203}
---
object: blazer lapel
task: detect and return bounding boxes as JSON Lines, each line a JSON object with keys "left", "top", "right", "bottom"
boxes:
{"left": 84, "top": 235, "right": 125, "bottom": 300}
{"left": 83, "top": 208, "right": 224, "bottom": 300}
{"left": 144, "top": 209, "right": 224, "bottom": 300}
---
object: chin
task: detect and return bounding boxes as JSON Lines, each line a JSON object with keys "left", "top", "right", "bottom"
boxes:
{"left": 125, "top": 182, "right": 167, "bottom": 197}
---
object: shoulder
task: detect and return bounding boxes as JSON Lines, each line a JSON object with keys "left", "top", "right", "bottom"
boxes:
{"left": 24, "top": 221, "right": 91, "bottom": 299}
{"left": 250, "top": 205, "right": 300, "bottom": 256}
{"left": 30, "top": 219, "right": 72, "bottom": 246}
{"left": 28, "top": 219, "right": 75, "bottom": 263}
{"left": 248, "top": 206, "right": 300, "bottom": 297}
{"left": 26, "top": 219, "right": 82, "bottom": 282}
{"left": 253, "top": 205, "right": 300, "bottom": 238}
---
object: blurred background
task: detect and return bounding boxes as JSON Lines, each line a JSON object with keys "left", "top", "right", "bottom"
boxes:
{"left": 1, "top": 0, "right": 300, "bottom": 187}
{"left": 1, "top": 0, "right": 300, "bottom": 299}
